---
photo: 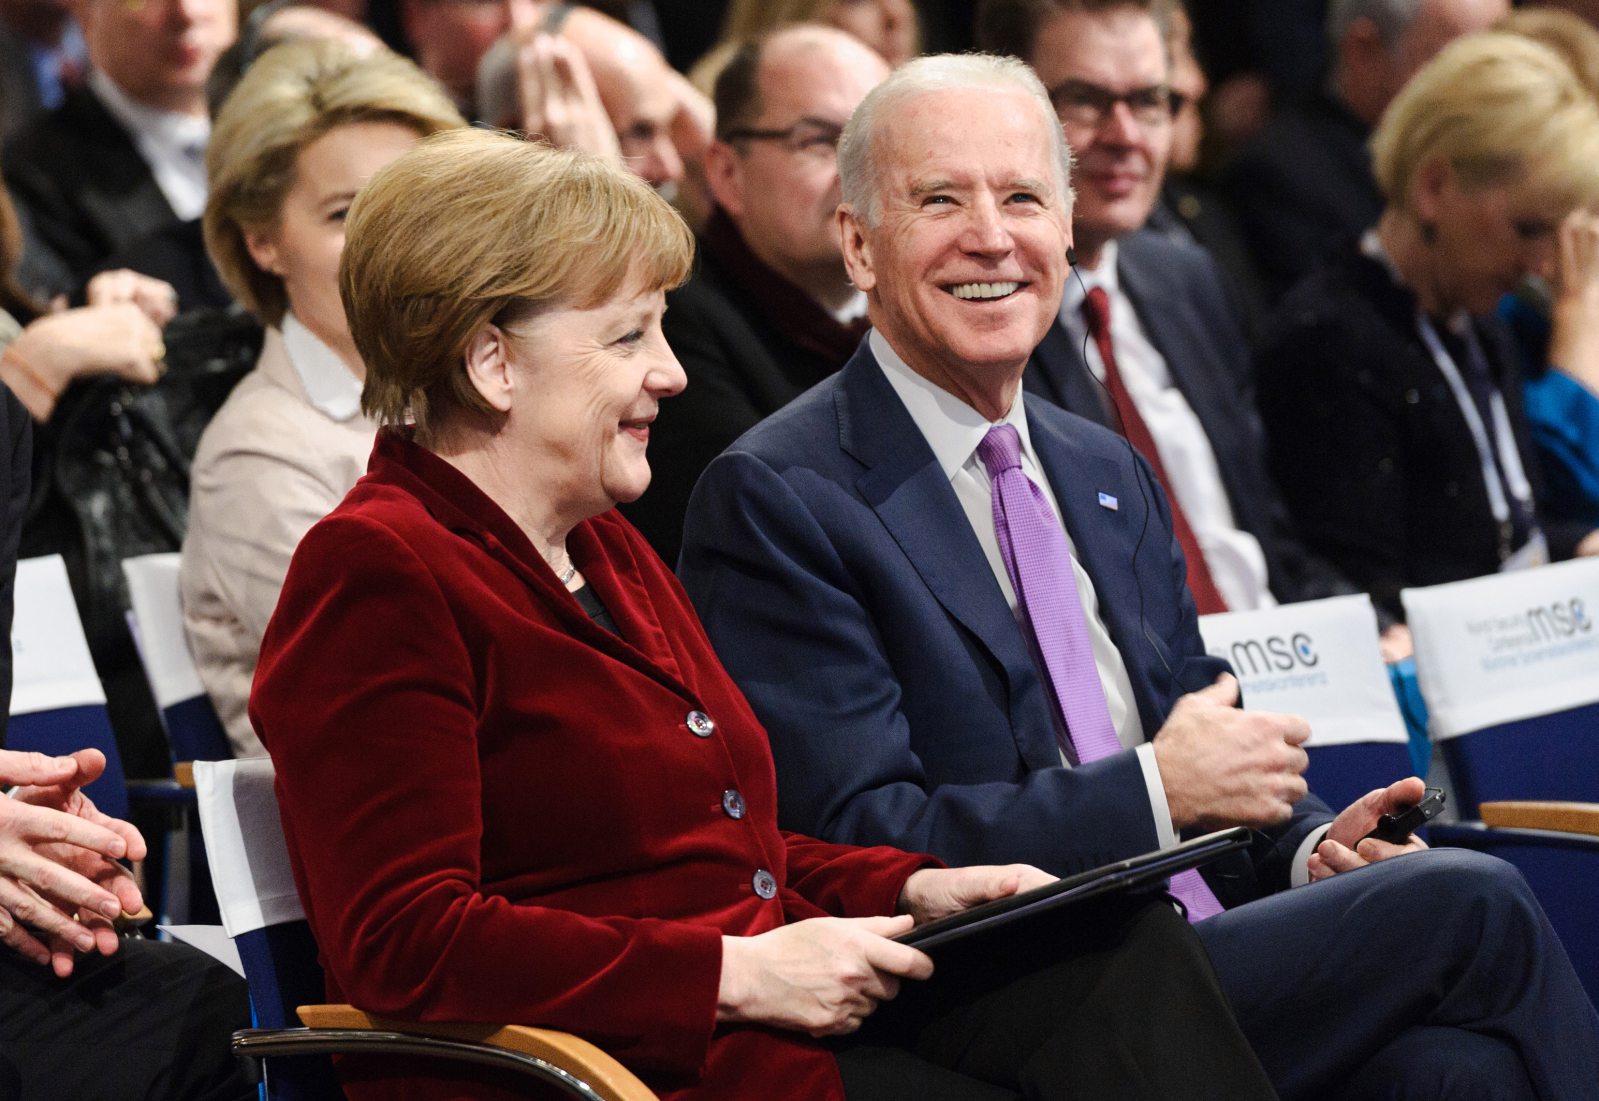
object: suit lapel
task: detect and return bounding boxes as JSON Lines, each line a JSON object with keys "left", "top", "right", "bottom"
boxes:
{"left": 835, "top": 349, "right": 1060, "bottom": 769}
{"left": 1024, "top": 319, "right": 1115, "bottom": 428}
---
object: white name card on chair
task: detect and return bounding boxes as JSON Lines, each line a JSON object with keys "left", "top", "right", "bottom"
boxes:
{"left": 1402, "top": 556, "right": 1599, "bottom": 740}
{"left": 1198, "top": 594, "right": 1408, "bottom": 747}
{"left": 193, "top": 758, "right": 305, "bottom": 937}
{"left": 121, "top": 553, "right": 205, "bottom": 710}
{"left": 11, "top": 555, "right": 106, "bottom": 715}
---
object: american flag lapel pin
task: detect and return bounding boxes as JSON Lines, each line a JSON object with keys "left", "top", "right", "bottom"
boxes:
{"left": 1097, "top": 492, "right": 1119, "bottom": 511}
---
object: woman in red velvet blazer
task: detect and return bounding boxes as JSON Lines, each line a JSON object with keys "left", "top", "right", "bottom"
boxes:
{"left": 248, "top": 130, "right": 1275, "bottom": 1101}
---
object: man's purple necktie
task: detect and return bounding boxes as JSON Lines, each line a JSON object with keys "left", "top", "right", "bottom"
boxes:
{"left": 977, "top": 424, "right": 1223, "bottom": 923}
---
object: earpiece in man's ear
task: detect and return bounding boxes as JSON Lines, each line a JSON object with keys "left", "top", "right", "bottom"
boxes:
{"left": 1066, "top": 247, "right": 1077, "bottom": 267}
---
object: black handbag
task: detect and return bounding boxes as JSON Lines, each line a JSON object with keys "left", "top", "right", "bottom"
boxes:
{"left": 19, "top": 305, "right": 263, "bottom": 772}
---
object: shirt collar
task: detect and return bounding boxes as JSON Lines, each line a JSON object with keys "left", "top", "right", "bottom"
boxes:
{"left": 1059, "top": 237, "right": 1119, "bottom": 322}
{"left": 282, "top": 312, "right": 364, "bottom": 421}
{"left": 89, "top": 70, "right": 209, "bottom": 152}
{"left": 869, "top": 328, "right": 1037, "bottom": 482}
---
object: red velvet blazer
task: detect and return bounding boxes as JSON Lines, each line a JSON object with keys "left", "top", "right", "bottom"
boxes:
{"left": 250, "top": 429, "right": 937, "bottom": 1101}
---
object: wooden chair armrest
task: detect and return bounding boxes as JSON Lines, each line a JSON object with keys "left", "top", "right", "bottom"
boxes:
{"left": 1479, "top": 801, "right": 1599, "bottom": 837}
{"left": 296, "top": 1004, "right": 657, "bottom": 1101}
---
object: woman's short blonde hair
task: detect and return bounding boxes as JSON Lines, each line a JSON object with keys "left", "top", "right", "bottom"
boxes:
{"left": 1371, "top": 31, "right": 1599, "bottom": 216}
{"left": 341, "top": 129, "right": 695, "bottom": 432}
{"left": 1496, "top": 8, "right": 1599, "bottom": 101}
{"left": 203, "top": 39, "right": 465, "bottom": 326}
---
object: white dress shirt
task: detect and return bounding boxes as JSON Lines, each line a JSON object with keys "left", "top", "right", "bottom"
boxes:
{"left": 871, "top": 329, "right": 1178, "bottom": 850}
{"left": 1059, "top": 241, "right": 1276, "bottom": 612}
{"left": 282, "top": 312, "right": 364, "bottom": 421}
{"left": 89, "top": 71, "right": 209, "bottom": 222}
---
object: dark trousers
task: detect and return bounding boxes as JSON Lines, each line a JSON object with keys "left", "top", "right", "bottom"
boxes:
{"left": 1196, "top": 847, "right": 1599, "bottom": 1101}
{"left": 0, "top": 936, "right": 254, "bottom": 1101}
{"left": 835, "top": 895, "right": 1277, "bottom": 1101}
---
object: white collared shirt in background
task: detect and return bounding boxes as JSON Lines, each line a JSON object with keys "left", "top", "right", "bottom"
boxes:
{"left": 89, "top": 70, "right": 209, "bottom": 222}
{"left": 1059, "top": 240, "right": 1276, "bottom": 612}
{"left": 282, "top": 312, "right": 364, "bottom": 421}
{"left": 871, "top": 329, "right": 1177, "bottom": 850}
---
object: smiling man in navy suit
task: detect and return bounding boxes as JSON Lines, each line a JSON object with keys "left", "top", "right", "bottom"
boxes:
{"left": 677, "top": 49, "right": 1599, "bottom": 1101}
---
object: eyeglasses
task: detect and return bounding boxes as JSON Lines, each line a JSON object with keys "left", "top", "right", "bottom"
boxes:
{"left": 721, "top": 118, "right": 845, "bottom": 159}
{"left": 1047, "top": 79, "right": 1184, "bottom": 129}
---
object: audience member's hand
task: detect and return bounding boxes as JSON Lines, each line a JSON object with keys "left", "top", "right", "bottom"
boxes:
{"left": 667, "top": 69, "right": 714, "bottom": 164}
{"left": 896, "top": 864, "right": 1056, "bottom": 926}
{"left": 1378, "top": 623, "right": 1414, "bottom": 663}
{"left": 1548, "top": 209, "right": 1599, "bottom": 394}
{"left": 1307, "top": 776, "right": 1429, "bottom": 883}
{"left": 1576, "top": 529, "right": 1599, "bottom": 557}
{"left": 0, "top": 750, "right": 146, "bottom": 976}
{"left": 1152, "top": 674, "right": 1311, "bottom": 832}
{"left": 717, "top": 916, "right": 933, "bottom": 1037}
{"left": 84, "top": 269, "right": 179, "bottom": 328}
{"left": 1, "top": 304, "right": 165, "bottom": 421}
{"left": 507, "top": 0, "right": 619, "bottom": 161}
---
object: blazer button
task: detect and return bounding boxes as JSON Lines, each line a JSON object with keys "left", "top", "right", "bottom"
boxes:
{"left": 752, "top": 869, "right": 777, "bottom": 900}
{"left": 721, "top": 790, "right": 746, "bottom": 819}
{"left": 686, "top": 710, "right": 715, "bottom": 737}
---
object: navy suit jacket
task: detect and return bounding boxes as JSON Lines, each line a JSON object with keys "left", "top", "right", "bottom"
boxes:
{"left": 679, "top": 342, "right": 1332, "bottom": 906}
{"left": 1025, "top": 230, "right": 1360, "bottom": 614}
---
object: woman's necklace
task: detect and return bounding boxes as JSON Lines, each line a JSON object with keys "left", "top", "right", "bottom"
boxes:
{"left": 554, "top": 547, "right": 576, "bottom": 585}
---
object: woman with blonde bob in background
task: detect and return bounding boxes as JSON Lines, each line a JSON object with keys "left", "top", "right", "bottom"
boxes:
{"left": 1255, "top": 32, "right": 1599, "bottom": 631}
{"left": 248, "top": 127, "right": 1276, "bottom": 1101}
{"left": 181, "top": 39, "right": 465, "bottom": 756}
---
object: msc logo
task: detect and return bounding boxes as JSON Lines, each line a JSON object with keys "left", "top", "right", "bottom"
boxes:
{"left": 1227, "top": 633, "right": 1318, "bottom": 677}
{"left": 1526, "top": 598, "right": 1593, "bottom": 643}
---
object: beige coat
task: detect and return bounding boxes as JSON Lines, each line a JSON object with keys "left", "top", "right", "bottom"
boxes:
{"left": 180, "top": 327, "right": 377, "bottom": 756}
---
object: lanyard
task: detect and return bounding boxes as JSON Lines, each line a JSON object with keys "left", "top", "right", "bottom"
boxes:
{"left": 1414, "top": 313, "right": 1536, "bottom": 537}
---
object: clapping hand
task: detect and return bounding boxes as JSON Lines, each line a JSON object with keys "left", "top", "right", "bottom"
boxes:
{"left": 507, "top": 0, "right": 619, "bottom": 161}
{"left": 0, "top": 750, "right": 147, "bottom": 976}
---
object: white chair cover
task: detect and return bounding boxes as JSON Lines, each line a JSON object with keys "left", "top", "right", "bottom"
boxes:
{"left": 193, "top": 757, "right": 304, "bottom": 937}
{"left": 1198, "top": 594, "right": 1408, "bottom": 747}
{"left": 121, "top": 553, "right": 206, "bottom": 711}
{"left": 1402, "top": 556, "right": 1599, "bottom": 740}
{"left": 10, "top": 555, "right": 105, "bottom": 716}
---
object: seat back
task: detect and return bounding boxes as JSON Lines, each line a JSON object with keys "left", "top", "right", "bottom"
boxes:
{"left": 1402, "top": 558, "right": 1599, "bottom": 818}
{"left": 122, "top": 554, "right": 231, "bottom": 763}
{"left": 9, "top": 556, "right": 129, "bottom": 819}
{"left": 1199, "top": 595, "right": 1413, "bottom": 813}
{"left": 195, "top": 758, "right": 342, "bottom": 1101}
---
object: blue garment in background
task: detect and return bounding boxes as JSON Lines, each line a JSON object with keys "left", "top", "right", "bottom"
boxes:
{"left": 1499, "top": 292, "right": 1599, "bottom": 526}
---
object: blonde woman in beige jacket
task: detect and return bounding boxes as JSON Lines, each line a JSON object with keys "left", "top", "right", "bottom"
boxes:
{"left": 181, "top": 40, "right": 464, "bottom": 755}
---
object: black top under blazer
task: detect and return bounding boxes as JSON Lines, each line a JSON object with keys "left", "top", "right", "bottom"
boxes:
{"left": 1254, "top": 247, "right": 1588, "bottom": 620}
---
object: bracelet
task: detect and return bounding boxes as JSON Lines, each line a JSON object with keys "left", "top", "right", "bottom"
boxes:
{"left": 1, "top": 345, "right": 57, "bottom": 400}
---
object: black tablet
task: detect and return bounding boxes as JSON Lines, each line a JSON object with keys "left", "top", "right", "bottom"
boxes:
{"left": 895, "top": 827, "right": 1251, "bottom": 950}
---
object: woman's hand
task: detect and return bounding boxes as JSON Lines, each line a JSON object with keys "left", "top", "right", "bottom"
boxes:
{"left": 717, "top": 916, "right": 932, "bottom": 1037}
{"left": 1, "top": 304, "right": 165, "bottom": 421}
{"left": 84, "top": 270, "right": 179, "bottom": 328}
{"left": 1548, "top": 209, "right": 1599, "bottom": 393}
{"left": 895, "top": 864, "right": 1056, "bottom": 926}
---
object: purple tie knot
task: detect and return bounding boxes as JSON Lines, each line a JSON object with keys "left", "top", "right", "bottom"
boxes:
{"left": 977, "top": 424, "right": 1022, "bottom": 477}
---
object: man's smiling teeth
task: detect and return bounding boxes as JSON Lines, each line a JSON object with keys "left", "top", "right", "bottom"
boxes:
{"left": 950, "top": 282, "right": 1019, "bottom": 300}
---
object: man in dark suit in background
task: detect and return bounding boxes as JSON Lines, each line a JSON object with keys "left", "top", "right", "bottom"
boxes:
{"left": 619, "top": 25, "right": 889, "bottom": 564}
{"left": 2, "top": 0, "right": 234, "bottom": 299}
{"left": 978, "top": 0, "right": 1365, "bottom": 629}
{"left": 1225, "top": 0, "right": 1506, "bottom": 301}
{"left": 678, "top": 50, "right": 1599, "bottom": 1101}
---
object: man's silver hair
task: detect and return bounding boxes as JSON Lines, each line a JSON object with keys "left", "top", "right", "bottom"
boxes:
{"left": 838, "top": 53, "right": 1075, "bottom": 228}
{"left": 1326, "top": 0, "right": 1428, "bottom": 50}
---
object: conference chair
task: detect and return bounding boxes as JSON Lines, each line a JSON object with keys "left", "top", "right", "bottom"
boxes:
{"left": 1198, "top": 594, "right": 1414, "bottom": 813}
{"left": 8, "top": 555, "right": 193, "bottom": 819}
{"left": 1403, "top": 557, "right": 1599, "bottom": 1005}
{"left": 122, "top": 552, "right": 231, "bottom": 924}
{"left": 193, "top": 757, "right": 659, "bottom": 1101}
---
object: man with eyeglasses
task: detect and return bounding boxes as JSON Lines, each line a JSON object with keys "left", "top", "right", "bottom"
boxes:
{"left": 977, "top": 0, "right": 1371, "bottom": 636}
{"left": 618, "top": 24, "right": 889, "bottom": 565}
